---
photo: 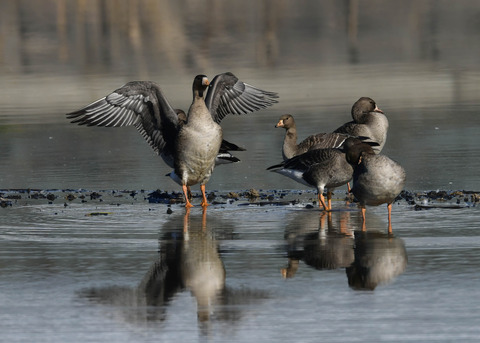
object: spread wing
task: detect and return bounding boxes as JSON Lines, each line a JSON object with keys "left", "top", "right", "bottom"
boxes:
{"left": 66, "top": 81, "right": 179, "bottom": 156}
{"left": 205, "top": 72, "right": 279, "bottom": 124}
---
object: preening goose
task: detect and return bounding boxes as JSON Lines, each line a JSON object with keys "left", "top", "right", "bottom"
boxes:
{"left": 334, "top": 97, "right": 388, "bottom": 154}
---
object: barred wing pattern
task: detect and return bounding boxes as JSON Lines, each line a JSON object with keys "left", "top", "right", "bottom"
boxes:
{"left": 66, "top": 73, "right": 278, "bottom": 166}
{"left": 205, "top": 72, "right": 278, "bottom": 124}
{"left": 66, "top": 81, "right": 179, "bottom": 156}
{"left": 270, "top": 148, "right": 341, "bottom": 172}
{"left": 296, "top": 133, "right": 350, "bottom": 155}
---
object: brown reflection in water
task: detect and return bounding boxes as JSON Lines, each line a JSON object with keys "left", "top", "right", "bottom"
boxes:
{"left": 81, "top": 209, "right": 268, "bottom": 328}
{"left": 282, "top": 210, "right": 407, "bottom": 290}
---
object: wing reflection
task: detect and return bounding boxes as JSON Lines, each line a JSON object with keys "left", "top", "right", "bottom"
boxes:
{"left": 282, "top": 211, "right": 407, "bottom": 290}
{"left": 80, "top": 209, "right": 268, "bottom": 327}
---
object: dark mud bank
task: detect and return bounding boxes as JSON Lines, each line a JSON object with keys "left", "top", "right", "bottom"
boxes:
{"left": 1, "top": 188, "right": 479, "bottom": 210}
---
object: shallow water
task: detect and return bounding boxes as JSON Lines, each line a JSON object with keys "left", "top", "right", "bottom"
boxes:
{"left": 1, "top": 195, "right": 480, "bottom": 342}
{"left": 1, "top": 1, "right": 480, "bottom": 342}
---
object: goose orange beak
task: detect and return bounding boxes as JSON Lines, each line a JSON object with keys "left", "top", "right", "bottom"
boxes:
{"left": 374, "top": 106, "right": 384, "bottom": 114}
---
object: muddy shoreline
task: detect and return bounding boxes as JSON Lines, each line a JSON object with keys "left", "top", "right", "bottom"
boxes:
{"left": 1, "top": 188, "right": 479, "bottom": 210}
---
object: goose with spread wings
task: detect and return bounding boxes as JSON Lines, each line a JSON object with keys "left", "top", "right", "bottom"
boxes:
{"left": 66, "top": 72, "right": 278, "bottom": 207}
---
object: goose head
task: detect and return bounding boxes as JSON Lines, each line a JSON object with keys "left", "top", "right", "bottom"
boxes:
{"left": 275, "top": 114, "right": 296, "bottom": 129}
{"left": 192, "top": 74, "right": 210, "bottom": 98}
{"left": 351, "top": 97, "right": 384, "bottom": 123}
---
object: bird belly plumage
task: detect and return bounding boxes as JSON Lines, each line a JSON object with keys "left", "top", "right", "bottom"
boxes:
{"left": 175, "top": 123, "right": 222, "bottom": 186}
{"left": 352, "top": 158, "right": 404, "bottom": 206}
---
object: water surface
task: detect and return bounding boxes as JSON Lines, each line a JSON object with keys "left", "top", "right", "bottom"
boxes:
{"left": 1, "top": 197, "right": 479, "bottom": 342}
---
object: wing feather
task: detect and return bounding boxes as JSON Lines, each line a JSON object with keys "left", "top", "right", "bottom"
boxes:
{"left": 66, "top": 81, "right": 179, "bottom": 156}
{"left": 205, "top": 72, "right": 278, "bottom": 124}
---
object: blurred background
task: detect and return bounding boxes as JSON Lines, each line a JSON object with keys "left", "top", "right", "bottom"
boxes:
{"left": 1, "top": 0, "right": 479, "bottom": 191}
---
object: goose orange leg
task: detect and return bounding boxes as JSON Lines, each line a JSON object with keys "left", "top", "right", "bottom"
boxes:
{"left": 327, "top": 191, "right": 333, "bottom": 211}
{"left": 182, "top": 185, "right": 194, "bottom": 208}
{"left": 318, "top": 193, "right": 329, "bottom": 211}
{"left": 200, "top": 184, "right": 209, "bottom": 208}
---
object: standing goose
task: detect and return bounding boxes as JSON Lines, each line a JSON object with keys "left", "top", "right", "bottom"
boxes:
{"left": 267, "top": 143, "right": 358, "bottom": 211}
{"left": 343, "top": 138, "right": 406, "bottom": 233}
{"left": 275, "top": 114, "right": 350, "bottom": 160}
{"left": 334, "top": 97, "right": 388, "bottom": 154}
{"left": 66, "top": 72, "right": 278, "bottom": 207}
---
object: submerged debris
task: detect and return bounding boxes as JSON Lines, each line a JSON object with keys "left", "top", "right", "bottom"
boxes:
{"left": 4, "top": 194, "right": 21, "bottom": 200}
{"left": 426, "top": 190, "right": 452, "bottom": 200}
{"left": 1, "top": 197, "right": 13, "bottom": 208}
{"left": 226, "top": 192, "right": 240, "bottom": 200}
{"left": 86, "top": 212, "right": 111, "bottom": 216}
{"left": 147, "top": 190, "right": 183, "bottom": 204}
{"left": 65, "top": 193, "right": 76, "bottom": 201}
{"left": 89, "top": 192, "right": 102, "bottom": 200}
{"left": 28, "top": 192, "right": 46, "bottom": 200}
{"left": 414, "top": 203, "right": 467, "bottom": 210}
{"left": 207, "top": 192, "right": 216, "bottom": 202}
{"left": 242, "top": 188, "right": 260, "bottom": 201}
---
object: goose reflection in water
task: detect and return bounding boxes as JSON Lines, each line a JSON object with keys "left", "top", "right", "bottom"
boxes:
{"left": 81, "top": 209, "right": 268, "bottom": 327}
{"left": 179, "top": 209, "right": 225, "bottom": 321}
{"left": 346, "top": 231, "right": 407, "bottom": 291}
{"left": 282, "top": 211, "right": 355, "bottom": 278}
{"left": 282, "top": 211, "right": 407, "bottom": 290}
